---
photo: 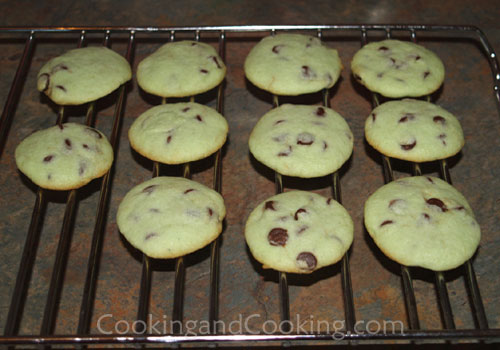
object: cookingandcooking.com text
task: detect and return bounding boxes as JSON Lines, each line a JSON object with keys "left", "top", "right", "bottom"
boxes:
{"left": 97, "top": 313, "right": 404, "bottom": 340}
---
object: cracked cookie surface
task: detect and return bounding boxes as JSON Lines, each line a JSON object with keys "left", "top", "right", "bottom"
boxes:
{"left": 364, "top": 176, "right": 480, "bottom": 271}
{"left": 37, "top": 46, "right": 132, "bottom": 105}
{"left": 365, "top": 99, "right": 464, "bottom": 162}
{"left": 137, "top": 40, "right": 226, "bottom": 97}
{"left": 351, "top": 39, "right": 444, "bottom": 98}
{"left": 245, "top": 191, "right": 353, "bottom": 273}
{"left": 15, "top": 123, "right": 114, "bottom": 190}
{"left": 244, "top": 33, "right": 342, "bottom": 95}
{"left": 249, "top": 104, "right": 353, "bottom": 178}
{"left": 128, "top": 102, "right": 228, "bottom": 164}
{"left": 117, "top": 177, "right": 226, "bottom": 259}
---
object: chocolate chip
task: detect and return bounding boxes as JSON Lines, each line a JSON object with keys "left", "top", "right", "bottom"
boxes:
{"left": 208, "top": 208, "right": 214, "bottom": 216}
{"left": 380, "top": 220, "right": 393, "bottom": 227}
{"left": 426, "top": 198, "right": 448, "bottom": 212}
{"left": 323, "top": 141, "right": 328, "bottom": 150}
{"left": 86, "top": 127, "right": 103, "bottom": 139}
{"left": 389, "top": 199, "right": 401, "bottom": 208}
{"left": 272, "top": 45, "right": 284, "bottom": 54}
{"left": 439, "top": 133, "right": 447, "bottom": 145}
{"left": 142, "top": 185, "right": 157, "bottom": 194}
{"left": 294, "top": 208, "right": 307, "bottom": 220}
{"left": 378, "top": 46, "right": 389, "bottom": 51}
{"left": 390, "top": 57, "right": 396, "bottom": 64}
{"left": 78, "top": 162, "right": 86, "bottom": 176}
{"left": 400, "top": 140, "right": 417, "bottom": 150}
{"left": 297, "top": 226, "right": 308, "bottom": 234}
{"left": 415, "top": 55, "right": 421, "bottom": 61}
{"left": 43, "top": 155, "right": 54, "bottom": 162}
{"left": 326, "top": 198, "right": 333, "bottom": 205}
{"left": 195, "top": 115, "right": 203, "bottom": 122}
{"left": 272, "top": 134, "right": 287, "bottom": 142}
{"left": 423, "top": 71, "right": 430, "bottom": 79}
{"left": 268, "top": 228, "right": 288, "bottom": 246}
{"left": 82, "top": 144, "right": 89, "bottom": 150}
{"left": 145, "top": 233, "right": 157, "bottom": 240}
{"left": 433, "top": 116, "right": 446, "bottom": 124}
{"left": 182, "top": 107, "right": 191, "bottom": 112}
{"left": 211, "top": 56, "right": 222, "bottom": 69}
{"left": 264, "top": 200, "right": 276, "bottom": 211}
{"left": 274, "top": 120, "right": 286, "bottom": 125}
{"left": 422, "top": 213, "right": 431, "bottom": 220}
{"left": 57, "top": 124, "right": 64, "bottom": 130}
{"left": 278, "top": 146, "right": 292, "bottom": 157}
{"left": 399, "top": 113, "right": 415, "bottom": 123}
{"left": 372, "top": 113, "right": 377, "bottom": 122}
{"left": 426, "top": 177, "right": 434, "bottom": 184}
{"left": 51, "top": 63, "right": 69, "bottom": 73}
{"left": 297, "top": 132, "right": 314, "bottom": 146}
{"left": 56, "top": 85, "right": 66, "bottom": 92}
{"left": 315, "top": 107, "right": 325, "bottom": 117}
{"left": 200, "top": 69, "right": 209, "bottom": 74}
{"left": 296, "top": 252, "right": 317, "bottom": 271}
{"left": 184, "top": 188, "right": 195, "bottom": 194}
{"left": 301, "top": 65, "right": 315, "bottom": 78}
{"left": 167, "top": 135, "right": 172, "bottom": 144}
{"left": 64, "top": 138, "right": 72, "bottom": 150}
{"left": 454, "top": 206, "right": 465, "bottom": 211}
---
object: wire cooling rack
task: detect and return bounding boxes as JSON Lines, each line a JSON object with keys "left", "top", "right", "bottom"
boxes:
{"left": 0, "top": 24, "right": 499, "bottom": 346}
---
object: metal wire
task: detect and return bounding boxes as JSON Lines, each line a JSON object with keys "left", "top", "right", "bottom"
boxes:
{"left": 77, "top": 30, "right": 136, "bottom": 337}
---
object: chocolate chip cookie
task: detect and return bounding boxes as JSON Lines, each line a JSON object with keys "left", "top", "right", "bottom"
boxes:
{"left": 116, "top": 176, "right": 226, "bottom": 259}
{"left": 136, "top": 40, "right": 226, "bottom": 97}
{"left": 129, "top": 102, "right": 228, "bottom": 164}
{"left": 364, "top": 176, "right": 480, "bottom": 271}
{"left": 37, "top": 46, "right": 132, "bottom": 105}
{"left": 244, "top": 33, "right": 342, "bottom": 95}
{"left": 245, "top": 191, "right": 353, "bottom": 273}
{"left": 351, "top": 39, "right": 445, "bottom": 98}
{"left": 15, "top": 123, "right": 114, "bottom": 190}
{"left": 365, "top": 99, "right": 464, "bottom": 162}
{"left": 249, "top": 104, "right": 353, "bottom": 178}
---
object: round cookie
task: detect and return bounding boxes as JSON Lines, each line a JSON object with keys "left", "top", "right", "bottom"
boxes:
{"left": 136, "top": 40, "right": 226, "bottom": 97}
{"left": 37, "top": 46, "right": 132, "bottom": 105}
{"left": 116, "top": 176, "right": 226, "bottom": 259}
{"left": 364, "top": 176, "right": 480, "bottom": 271}
{"left": 15, "top": 123, "right": 113, "bottom": 190}
{"left": 351, "top": 39, "right": 444, "bottom": 98}
{"left": 249, "top": 104, "right": 353, "bottom": 178}
{"left": 244, "top": 33, "right": 342, "bottom": 96}
{"left": 245, "top": 191, "right": 353, "bottom": 274}
{"left": 365, "top": 99, "right": 464, "bottom": 162}
{"left": 129, "top": 102, "right": 228, "bottom": 164}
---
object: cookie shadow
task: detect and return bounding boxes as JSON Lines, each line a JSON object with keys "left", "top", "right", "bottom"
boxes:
{"left": 137, "top": 80, "right": 223, "bottom": 108}
{"left": 244, "top": 77, "right": 341, "bottom": 107}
